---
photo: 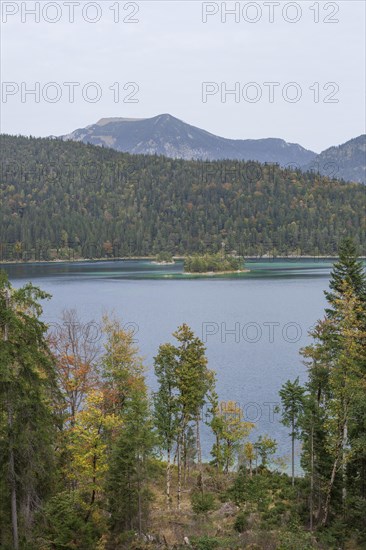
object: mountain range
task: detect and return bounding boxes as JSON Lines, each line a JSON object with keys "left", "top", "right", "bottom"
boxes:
{"left": 61, "top": 114, "right": 366, "bottom": 184}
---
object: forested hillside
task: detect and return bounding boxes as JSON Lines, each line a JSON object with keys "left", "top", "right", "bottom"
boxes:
{"left": 0, "top": 134, "right": 365, "bottom": 260}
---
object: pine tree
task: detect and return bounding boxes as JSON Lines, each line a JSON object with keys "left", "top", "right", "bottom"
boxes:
{"left": 321, "top": 283, "right": 366, "bottom": 526}
{"left": 107, "top": 382, "right": 154, "bottom": 536}
{"left": 325, "top": 237, "right": 366, "bottom": 316}
{"left": 300, "top": 238, "right": 366, "bottom": 529}
{"left": 153, "top": 343, "right": 180, "bottom": 506}
{"left": 0, "top": 272, "right": 57, "bottom": 549}
{"left": 279, "top": 377, "right": 305, "bottom": 485}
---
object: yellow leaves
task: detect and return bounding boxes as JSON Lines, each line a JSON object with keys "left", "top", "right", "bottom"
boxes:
{"left": 244, "top": 441, "right": 255, "bottom": 461}
{"left": 220, "top": 400, "right": 241, "bottom": 416}
{"left": 64, "top": 388, "right": 121, "bottom": 492}
{"left": 219, "top": 400, "right": 255, "bottom": 441}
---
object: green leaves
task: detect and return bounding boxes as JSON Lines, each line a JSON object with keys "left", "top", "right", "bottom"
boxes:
{"left": 299, "top": 238, "right": 366, "bottom": 529}
{"left": 279, "top": 377, "right": 305, "bottom": 435}
{"left": 0, "top": 273, "right": 57, "bottom": 549}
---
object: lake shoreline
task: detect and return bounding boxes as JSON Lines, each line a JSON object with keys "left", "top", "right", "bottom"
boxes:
{"left": 1, "top": 255, "right": 363, "bottom": 266}
{"left": 183, "top": 269, "right": 250, "bottom": 276}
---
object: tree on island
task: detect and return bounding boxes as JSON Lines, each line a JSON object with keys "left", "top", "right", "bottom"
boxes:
{"left": 184, "top": 252, "right": 244, "bottom": 273}
{"left": 155, "top": 251, "right": 174, "bottom": 263}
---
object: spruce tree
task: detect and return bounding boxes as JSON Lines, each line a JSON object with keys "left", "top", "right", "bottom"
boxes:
{"left": 325, "top": 237, "right": 366, "bottom": 316}
{"left": 0, "top": 272, "right": 57, "bottom": 549}
{"left": 300, "top": 238, "right": 366, "bottom": 529}
{"left": 279, "top": 377, "right": 305, "bottom": 486}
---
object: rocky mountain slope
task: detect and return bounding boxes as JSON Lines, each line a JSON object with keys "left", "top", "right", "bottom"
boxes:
{"left": 61, "top": 114, "right": 317, "bottom": 167}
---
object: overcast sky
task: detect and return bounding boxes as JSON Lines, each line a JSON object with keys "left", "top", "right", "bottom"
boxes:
{"left": 1, "top": 0, "right": 365, "bottom": 152}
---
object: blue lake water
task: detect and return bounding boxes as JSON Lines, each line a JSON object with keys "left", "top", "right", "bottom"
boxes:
{"left": 2, "top": 259, "right": 337, "bottom": 469}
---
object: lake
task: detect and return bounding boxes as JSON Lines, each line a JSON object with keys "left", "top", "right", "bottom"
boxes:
{"left": 2, "top": 258, "right": 337, "bottom": 469}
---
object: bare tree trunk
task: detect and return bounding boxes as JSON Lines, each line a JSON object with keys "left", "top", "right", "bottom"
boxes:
{"left": 85, "top": 443, "right": 98, "bottom": 522}
{"left": 342, "top": 421, "right": 348, "bottom": 517}
{"left": 310, "top": 423, "right": 314, "bottom": 531}
{"left": 138, "top": 451, "right": 144, "bottom": 535}
{"left": 224, "top": 442, "right": 230, "bottom": 474}
{"left": 322, "top": 403, "right": 348, "bottom": 527}
{"left": 215, "top": 433, "right": 221, "bottom": 473}
{"left": 166, "top": 447, "right": 171, "bottom": 507}
{"left": 322, "top": 433, "right": 343, "bottom": 527}
{"left": 196, "top": 416, "right": 204, "bottom": 494}
{"left": 138, "top": 477, "right": 142, "bottom": 536}
{"left": 322, "top": 453, "right": 339, "bottom": 526}
{"left": 8, "top": 403, "right": 19, "bottom": 550}
{"left": 177, "top": 440, "right": 182, "bottom": 511}
{"left": 291, "top": 418, "right": 295, "bottom": 486}
{"left": 249, "top": 458, "right": 252, "bottom": 478}
{"left": 182, "top": 429, "right": 187, "bottom": 486}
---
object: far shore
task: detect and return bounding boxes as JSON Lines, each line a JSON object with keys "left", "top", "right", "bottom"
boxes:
{"left": 0, "top": 255, "right": 365, "bottom": 266}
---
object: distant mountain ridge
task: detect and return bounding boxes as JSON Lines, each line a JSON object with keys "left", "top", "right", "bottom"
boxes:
{"left": 304, "top": 135, "right": 366, "bottom": 185}
{"left": 61, "top": 114, "right": 317, "bottom": 166}
{"left": 61, "top": 114, "right": 366, "bottom": 183}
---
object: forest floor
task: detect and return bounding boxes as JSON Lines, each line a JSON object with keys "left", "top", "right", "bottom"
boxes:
{"left": 118, "top": 461, "right": 362, "bottom": 550}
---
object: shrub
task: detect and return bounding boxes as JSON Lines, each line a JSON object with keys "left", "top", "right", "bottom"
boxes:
{"left": 35, "top": 491, "right": 102, "bottom": 549}
{"left": 191, "top": 536, "right": 221, "bottom": 550}
{"left": 234, "top": 511, "right": 249, "bottom": 532}
{"left": 277, "top": 529, "right": 316, "bottom": 549}
{"left": 191, "top": 492, "right": 216, "bottom": 514}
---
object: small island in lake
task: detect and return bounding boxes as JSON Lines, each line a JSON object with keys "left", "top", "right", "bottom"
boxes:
{"left": 152, "top": 251, "right": 175, "bottom": 265}
{"left": 184, "top": 252, "right": 248, "bottom": 275}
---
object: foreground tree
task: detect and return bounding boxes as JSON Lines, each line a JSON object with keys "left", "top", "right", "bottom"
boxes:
{"left": 153, "top": 324, "right": 213, "bottom": 508}
{"left": 65, "top": 389, "right": 119, "bottom": 522}
{"left": 254, "top": 435, "right": 277, "bottom": 471}
{"left": 325, "top": 237, "right": 366, "bottom": 316}
{"left": 101, "top": 319, "right": 155, "bottom": 537}
{"left": 0, "top": 272, "right": 57, "bottom": 549}
{"left": 107, "top": 374, "right": 154, "bottom": 536}
{"left": 50, "top": 309, "right": 100, "bottom": 427}
{"left": 279, "top": 377, "right": 305, "bottom": 486}
{"left": 301, "top": 238, "right": 366, "bottom": 529}
{"left": 210, "top": 401, "right": 254, "bottom": 474}
{"left": 153, "top": 343, "right": 180, "bottom": 505}
{"left": 172, "top": 324, "right": 213, "bottom": 501}
{"left": 243, "top": 442, "right": 255, "bottom": 478}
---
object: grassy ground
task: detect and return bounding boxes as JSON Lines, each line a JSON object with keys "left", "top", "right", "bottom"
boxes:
{"left": 122, "top": 461, "right": 338, "bottom": 550}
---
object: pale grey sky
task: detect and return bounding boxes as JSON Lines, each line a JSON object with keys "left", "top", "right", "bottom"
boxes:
{"left": 1, "top": 0, "right": 365, "bottom": 152}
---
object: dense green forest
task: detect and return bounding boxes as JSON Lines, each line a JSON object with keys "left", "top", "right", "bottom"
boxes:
{"left": 1, "top": 239, "right": 365, "bottom": 549}
{"left": 0, "top": 135, "right": 365, "bottom": 261}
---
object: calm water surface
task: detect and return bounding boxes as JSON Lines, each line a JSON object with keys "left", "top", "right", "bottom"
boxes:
{"left": 2, "top": 259, "right": 336, "bottom": 468}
